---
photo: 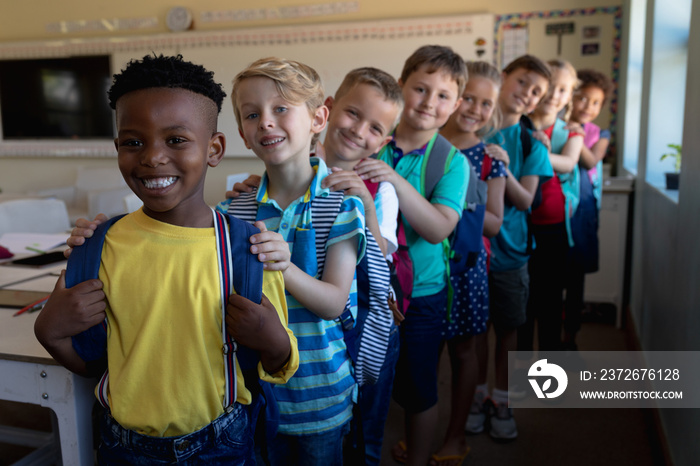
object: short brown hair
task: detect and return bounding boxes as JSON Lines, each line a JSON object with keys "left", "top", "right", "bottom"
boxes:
{"left": 576, "top": 69, "right": 614, "bottom": 101}
{"left": 232, "top": 57, "right": 325, "bottom": 146}
{"left": 400, "top": 45, "right": 468, "bottom": 96}
{"left": 503, "top": 54, "right": 552, "bottom": 83}
{"left": 335, "top": 67, "right": 404, "bottom": 128}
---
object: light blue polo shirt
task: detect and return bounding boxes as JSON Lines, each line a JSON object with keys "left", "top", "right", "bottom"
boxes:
{"left": 486, "top": 123, "right": 553, "bottom": 272}
{"left": 378, "top": 133, "right": 468, "bottom": 298}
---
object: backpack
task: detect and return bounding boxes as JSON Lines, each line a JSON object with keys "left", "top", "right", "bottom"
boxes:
{"left": 523, "top": 116, "right": 581, "bottom": 248}
{"left": 378, "top": 133, "right": 485, "bottom": 321}
{"left": 224, "top": 189, "right": 392, "bottom": 388}
{"left": 66, "top": 210, "right": 279, "bottom": 445}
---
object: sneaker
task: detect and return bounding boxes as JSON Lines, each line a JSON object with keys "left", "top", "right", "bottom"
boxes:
{"left": 508, "top": 368, "right": 529, "bottom": 400}
{"left": 489, "top": 402, "right": 518, "bottom": 441}
{"left": 465, "top": 391, "right": 488, "bottom": 434}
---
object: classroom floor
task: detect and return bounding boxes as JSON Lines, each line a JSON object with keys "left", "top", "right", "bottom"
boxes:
{"left": 1, "top": 306, "right": 669, "bottom": 466}
{"left": 379, "top": 305, "right": 670, "bottom": 466}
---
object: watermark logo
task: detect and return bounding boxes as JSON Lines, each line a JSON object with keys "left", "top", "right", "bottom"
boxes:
{"left": 528, "top": 359, "right": 568, "bottom": 399}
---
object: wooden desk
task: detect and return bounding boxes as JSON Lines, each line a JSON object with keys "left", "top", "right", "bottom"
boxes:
{"left": 0, "top": 263, "right": 96, "bottom": 465}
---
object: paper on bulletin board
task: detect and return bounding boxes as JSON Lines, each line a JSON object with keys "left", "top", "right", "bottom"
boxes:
{"left": 501, "top": 23, "right": 528, "bottom": 70}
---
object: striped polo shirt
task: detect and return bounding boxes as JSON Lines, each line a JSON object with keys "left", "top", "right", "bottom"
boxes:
{"left": 218, "top": 157, "right": 366, "bottom": 435}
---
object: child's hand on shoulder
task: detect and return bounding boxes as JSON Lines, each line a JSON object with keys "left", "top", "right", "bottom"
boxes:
{"left": 532, "top": 130, "right": 552, "bottom": 152}
{"left": 34, "top": 270, "right": 107, "bottom": 345}
{"left": 565, "top": 121, "right": 585, "bottom": 137}
{"left": 64, "top": 214, "right": 109, "bottom": 258}
{"left": 322, "top": 167, "right": 374, "bottom": 212}
{"left": 354, "top": 158, "right": 399, "bottom": 186}
{"left": 250, "top": 221, "right": 291, "bottom": 272}
{"left": 225, "top": 174, "right": 261, "bottom": 199}
{"left": 485, "top": 144, "right": 510, "bottom": 169}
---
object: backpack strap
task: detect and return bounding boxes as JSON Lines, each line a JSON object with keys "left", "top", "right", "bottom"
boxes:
{"left": 422, "top": 133, "right": 456, "bottom": 199}
{"left": 213, "top": 210, "right": 264, "bottom": 409}
{"left": 423, "top": 134, "right": 460, "bottom": 321}
{"left": 550, "top": 118, "right": 569, "bottom": 154}
{"left": 519, "top": 114, "right": 535, "bottom": 159}
{"left": 550, "top": 118, "right": 580, "bottom": 248}
{"left": 68, "top": 214, "right": 126, "bottom": 376}
{"left": 519, "top": 116, "right": 540, "bottom": 255}
{"left": 481, "top": 153, "right": 493, "bottom": 181}
{"left": 363, "top": 179, "right": 380, "bottom": 199}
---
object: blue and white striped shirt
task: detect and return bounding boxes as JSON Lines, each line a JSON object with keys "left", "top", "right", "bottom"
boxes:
{"left": 217, "top": 158, "right": 366, "bottom": 435}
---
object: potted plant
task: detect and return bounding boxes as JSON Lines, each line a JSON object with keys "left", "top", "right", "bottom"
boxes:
{"left": 660, "top": 143, "right": 681, "bottom": 190}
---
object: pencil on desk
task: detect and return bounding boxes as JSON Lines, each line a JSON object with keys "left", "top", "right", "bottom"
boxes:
{"left": 13, "top": 296, "right": 50, "bottom": 317}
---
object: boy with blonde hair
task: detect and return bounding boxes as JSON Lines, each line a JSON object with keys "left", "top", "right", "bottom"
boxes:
{"left": 222, "top": 57, "right": 366, "bottom": 465}
{"left": 355, "top": 45, "right": 469, "bottom": 466}
{"left": 34, "top": 54, "right": 298, "bottom": 464}
{"left": 227, "top": 66, "right": 404, "bottom": 465}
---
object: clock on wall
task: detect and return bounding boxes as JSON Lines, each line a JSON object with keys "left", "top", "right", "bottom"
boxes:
{"left": 166, "top": 7, "right": 193, "bottom": 32}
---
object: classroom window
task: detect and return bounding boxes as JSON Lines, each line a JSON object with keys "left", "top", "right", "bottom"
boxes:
{"left": 644, "top": 0, "right": 691, "bottom": 195}
{"left": 621, "top": 0, "right": 647, "bottom": 175}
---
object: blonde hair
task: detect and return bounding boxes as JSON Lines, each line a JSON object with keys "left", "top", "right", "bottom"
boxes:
{"left": 465, "top": 61, "right": 503, "bottom": 140}
{"left": 546, "top": 59, "right": 579, "bottom": 120}
{"left": 335, "top": 67, "right": 404, "bottom": 129}
{"left": 232, "top": 57, "right": 325, "bottom": 146}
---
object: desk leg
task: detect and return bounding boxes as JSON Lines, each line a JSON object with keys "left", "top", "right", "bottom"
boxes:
{"left": 0, "top": 360, "right": 96, "bottom": 466}
{"left": 38, "top": 365, "right": 96, "bottom": 466}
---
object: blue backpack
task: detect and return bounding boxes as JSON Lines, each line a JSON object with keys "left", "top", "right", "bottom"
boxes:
{"left": 66, "top": 211, "right": 279, "bottom": 445}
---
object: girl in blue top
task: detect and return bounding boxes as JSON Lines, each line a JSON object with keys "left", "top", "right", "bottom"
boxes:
{"left": 435, "top": 61, "right": 508, "bottom": 463}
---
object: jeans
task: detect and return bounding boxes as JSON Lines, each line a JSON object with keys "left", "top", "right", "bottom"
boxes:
{"left": 346, "top": 323, "right": 400, "bottom": 465}
{"left": 267, "top": 422, "right": 350, "bottom": 466}
{"left": 97, "top": 404, "right": 254, "bottom": 465}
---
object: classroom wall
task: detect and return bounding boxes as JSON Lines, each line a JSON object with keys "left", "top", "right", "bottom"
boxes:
{"left": 0, "top": 0, "right": 621, "bottom": 206}
{"left": 0, "top": 0, "right": 620, "bottom": 42}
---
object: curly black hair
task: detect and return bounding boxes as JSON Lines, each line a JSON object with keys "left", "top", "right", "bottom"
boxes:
{"left": 576, "top": 69, "right": 614, "bottom": 101}
{"left": 108, "top": 54, "right": 226, "bottom": 112}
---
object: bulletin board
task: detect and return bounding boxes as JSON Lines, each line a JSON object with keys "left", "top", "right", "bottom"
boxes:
{"left": 0, "top": 13, "right": 493, "bottom": 157}
{"left": 495, "top": 7, "right": 622, "bottom": 136}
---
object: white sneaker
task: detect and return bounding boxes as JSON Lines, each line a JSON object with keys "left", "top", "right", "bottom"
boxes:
{"left": 465, "top": 392, "right": 487, "bottom": 434}
{"left": 489, "top": 402, "right": 518, "bottom": 441}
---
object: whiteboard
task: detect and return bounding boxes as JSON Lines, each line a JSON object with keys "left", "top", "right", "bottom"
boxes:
{"left": 112, "top": 14, "right": 494, "bottom": 156}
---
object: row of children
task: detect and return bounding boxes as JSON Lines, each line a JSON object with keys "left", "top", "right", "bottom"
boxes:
{"left": 33, "top": 41, "right": 612, "bottom": 466}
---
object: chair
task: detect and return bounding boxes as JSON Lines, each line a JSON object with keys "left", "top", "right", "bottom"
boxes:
{"left": 0, "top": 198, "right": 71, "bottom": 236}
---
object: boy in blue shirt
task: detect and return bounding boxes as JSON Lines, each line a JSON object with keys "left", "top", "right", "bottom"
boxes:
{"left": 223, "top": 57, "right": 366, "bottom": 465}
{"left": 468, "top": 55, "right": 553, "bottom": 441}
{"left": 34, "top": 54, "right": 298, "bottom": 464}
{"left": 355, "top": 45, "right": 469, "bottom": 466}
{"left": 226, "top": 66, "right": 404, "bottom": 465}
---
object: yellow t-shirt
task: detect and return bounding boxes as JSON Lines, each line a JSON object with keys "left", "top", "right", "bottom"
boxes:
{"left": 98, "top": 209, "right": 297, "bottom": 437}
